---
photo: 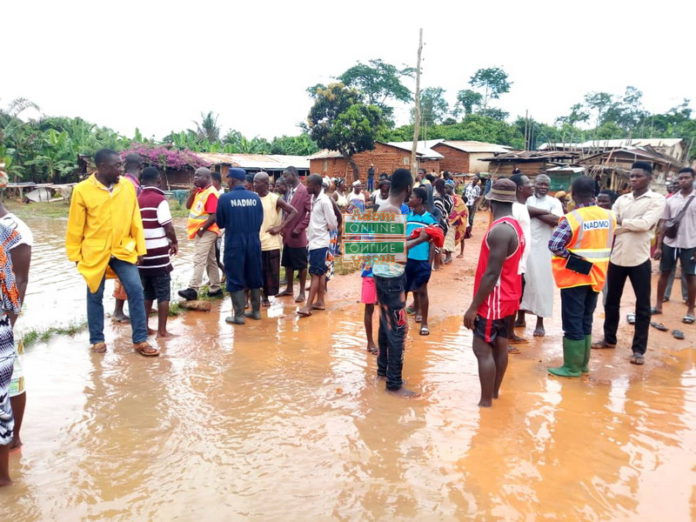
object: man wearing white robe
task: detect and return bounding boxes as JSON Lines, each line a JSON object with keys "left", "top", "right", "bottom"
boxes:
{"left": 518, "top": 174, "right": 563, "bottom": 336}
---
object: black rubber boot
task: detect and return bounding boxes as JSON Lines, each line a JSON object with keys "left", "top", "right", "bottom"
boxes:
{"left": 245, "top": 288, "right": 262, "bottom": 320}
{"left": 225, "top": 291, "right": 246, "bottom": 325}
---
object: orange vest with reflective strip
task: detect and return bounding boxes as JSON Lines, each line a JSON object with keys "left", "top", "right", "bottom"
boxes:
{"left": 186, "top": 185, "right": 220, "bottom": 239}
{"left": 551, "top": 205, "right": 616, "bottom": 292}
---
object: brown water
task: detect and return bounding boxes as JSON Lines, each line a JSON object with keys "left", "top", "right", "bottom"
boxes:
{"left": 3, "top": 217, "right": 696, "bottom": 520}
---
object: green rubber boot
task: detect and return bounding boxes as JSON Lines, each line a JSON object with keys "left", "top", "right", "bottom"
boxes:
{"left": 548, "top": 337, "right": 584, "bottom": 377}
{"left": 245, "top": 288, "right": 262, "bottom": 320}
{"left": 582, "top": 334, "right": 591, "bottom": 373}
{"left": 225, "top": 291, "right": 246, "bottom": 325}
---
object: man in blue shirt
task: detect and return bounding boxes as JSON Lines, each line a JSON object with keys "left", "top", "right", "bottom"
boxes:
{"left": 217, "top": 168, "right": 264, "bottom": 325}
{"left": 406, "top": 187, "right": 437, "bottom": 335}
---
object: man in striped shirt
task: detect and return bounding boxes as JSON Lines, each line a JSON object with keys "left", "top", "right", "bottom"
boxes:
{"left": 138, "top": 167, "right": 179, "bottom": 338}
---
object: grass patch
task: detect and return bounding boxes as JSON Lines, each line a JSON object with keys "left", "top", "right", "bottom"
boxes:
{"left": 22, "top": 321, "right": 88, "bottom": 347}
{"left": 4, "top": 200, "right": 70, "bottom": 219}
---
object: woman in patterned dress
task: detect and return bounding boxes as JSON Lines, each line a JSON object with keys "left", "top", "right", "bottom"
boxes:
{"left": 0, "top": 223, "right": 22, "bottom": 486}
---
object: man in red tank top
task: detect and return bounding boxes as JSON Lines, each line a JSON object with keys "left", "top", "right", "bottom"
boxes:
{"left": 464, "top": 178, "right": 525, "bottom": 407}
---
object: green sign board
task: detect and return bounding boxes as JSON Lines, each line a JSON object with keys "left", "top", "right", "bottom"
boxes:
{"left": 342, "top": 211, "right": 407, "bottom": 263}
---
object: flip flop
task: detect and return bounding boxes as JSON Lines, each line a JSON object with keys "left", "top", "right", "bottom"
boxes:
{"left": 672, "top": 329, "right": 685, "bottom": 340}
{"left": 367, "top": 345, "right": 378, "bottom": 354}
{"left": 650, "top": 307, "right": 662, "bottom": 315}
{"left": 311, "top": 305, "right": 326, "bottom": 310}
{"left": 626, "top": 313, "right": 636, "bottom": 325}
{"left": 406, "top": 306, "right": 416, "bottom": 315}
{"left": 682, "top": 315, "right": 695, "bottom": 324}
{"left": 419, "top": 326, "right": 430, "bottom": 336}
{"left": 296, "top": 309, "right": 312, "bottom": 317}
{"left": 134, "top": 342, "right": 159, "bottom": 357}
{"left": 650, "top": 321, "right": 668, "bottom": 331}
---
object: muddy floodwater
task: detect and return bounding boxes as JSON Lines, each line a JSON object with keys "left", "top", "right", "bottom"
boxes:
{"left": 3, "top": 216, "right": 696, "bottom": 520}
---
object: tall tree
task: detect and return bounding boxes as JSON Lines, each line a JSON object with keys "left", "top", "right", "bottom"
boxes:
{"left": 454, "top": 89, "right": 483, "bottom": 117}
{"left": 469, "top": 67, "right": 511, "bottom": 109}
{"left": 338, "top": 59, "right": 414, "bottom": 121}
{"left": 307, "top": 82, "right": 385, "bottom": 182}
{"left": 413, "top": 87, "right": 449, "bottom": 127}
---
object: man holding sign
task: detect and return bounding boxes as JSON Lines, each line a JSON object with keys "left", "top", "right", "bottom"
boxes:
{"left": 370, "top": 169, "right": 431, "bottom": 396}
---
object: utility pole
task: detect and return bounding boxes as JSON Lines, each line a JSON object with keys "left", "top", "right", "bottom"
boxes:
{"left": 411, "top": 28, "right": 423, "bottom": 177}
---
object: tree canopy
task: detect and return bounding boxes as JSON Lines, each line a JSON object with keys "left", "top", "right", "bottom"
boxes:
{"left": 307, "top": 82, "right": 386, "bottom": 180}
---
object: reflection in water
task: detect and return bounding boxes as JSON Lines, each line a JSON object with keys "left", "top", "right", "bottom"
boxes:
{"left": 3, "top": 218, "right": 696, "bottom": 518}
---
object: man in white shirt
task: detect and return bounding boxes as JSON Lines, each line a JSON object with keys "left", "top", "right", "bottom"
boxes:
{"left": 298, "top": 174, "right": 338, "bottom": 317}
{"left": 509, "top": 173, "right": 532, "bottom": 346}
{"left": 654, "top": 167, "right": 696, "bottom": 322}
{"left": 518, "top": 174, "right": 563, "bottom": 336}
{"left": 592, "top": 161, "right": 666, "bottom": 365}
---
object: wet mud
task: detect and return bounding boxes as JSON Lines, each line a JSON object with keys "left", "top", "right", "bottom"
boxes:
{"left": 3, "top": 214, "right": 696, "bottom": 520}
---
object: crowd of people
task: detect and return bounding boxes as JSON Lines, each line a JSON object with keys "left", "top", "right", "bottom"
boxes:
{"left": 0, "top": 146, "right": 693, "bottom": 484}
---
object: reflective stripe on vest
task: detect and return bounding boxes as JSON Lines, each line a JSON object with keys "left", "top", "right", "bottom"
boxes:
{"left": 186, "top": 186, "right": 220, "bottom": 239}
{"left": 551, "top": 206, "right": 616, "bottom": 292}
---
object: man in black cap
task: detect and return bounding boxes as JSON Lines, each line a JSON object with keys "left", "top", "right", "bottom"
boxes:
{"left": 217, "top": 168, "right": 264, "bottom": 324}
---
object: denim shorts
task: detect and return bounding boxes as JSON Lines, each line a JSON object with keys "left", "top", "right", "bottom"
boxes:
{"left": 660, "top": 245, "right": 696, "bottom": 276}
{"left": 140, "top": 272, "right": 171, "bottom": 302}
{"left": 308, "top": 247, "right": 329, "bottom": 276}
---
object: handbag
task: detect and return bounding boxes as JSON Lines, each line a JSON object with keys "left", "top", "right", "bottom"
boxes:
{"left": 664, "top": 195, "right": 695, "bottom": 239}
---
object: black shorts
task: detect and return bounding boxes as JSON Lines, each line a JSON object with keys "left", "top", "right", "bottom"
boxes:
{"left": 281, "top": 246, "right": 308, "bottom": 270}
{"left": 405, "top": 259, "right": 432, "bottom": 291}
{"left": 140, "top": 272, "right": 171, "bottom": 302}
{"left": 308, "top": 247, "right": 329, "bottom": 276}
{"left": 473, "top": 314, "right": 511, "bottom": 343}
{"left": 659, "top": 245, "right": 696, "bottom": 276}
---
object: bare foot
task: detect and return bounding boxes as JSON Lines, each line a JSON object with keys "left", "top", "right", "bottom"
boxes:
{"left": 514, "top": 319, "right": 526, "bottom": 327}
{"left": 276, "top": 289, "right": 293, "bottom": 297}
{"left": 147, "top": 327, "right": 157, "bottom": 336}
{"left": 0, "top": 478, "right": 12, "bottom": 487}
{"left": 112, "top": 313, "right": 130, "bottom": 323}
{"left": 295, "top": 293, "right": 306, "bottom": 303}
{"left": 387, "top": 387, "right": 419, "bottom": 398}
{"left": 9, "top": 438, "right": 22, "bottom": 452}
{"left": 312, "top": 304, "right": 325, "bottom": 310}
{"left": 262, "top": 300, "right": 271, "bottom": 308}
{"left": 509, "top": 334, "right": 528, "bottom": 344}
{"left": 533, "top": 327, "right": 545, "bottom": 337}
{"left": 456, "top": 254, "right": 464, "bottom": 258}
{"left": 367, "top": 344, "right": 378, "bottom": 354}
{"left": 508, "top": 346, "right": 521, "bottom": 354}
{"left": 157, "top": 331, "right": 178, "bottom": 338}
{"left": 297, "top": 307, "right": 312, "bottom": 317}
{"left": 478, "top": 399, "right": 493, "bottom": 407}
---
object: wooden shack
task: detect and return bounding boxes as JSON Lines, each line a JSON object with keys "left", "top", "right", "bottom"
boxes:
{"left": 481, "top": 150, "right": 580, "bottom": 177}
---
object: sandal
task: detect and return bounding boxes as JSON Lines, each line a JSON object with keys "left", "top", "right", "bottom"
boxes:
{"left": 672, "top": 329, "right": 685, "bottom": 340}
{"left": 626, "top": 313, "right": 636, "bottom": 325}
{"left": 682, "top": 315, "right": 695, "bottom": 324}
{"left": 650, "top": 321, "right": 668, "bottom": 331}
{"left": 650, "top": 307, "right": 662, "bottom": 315}
{"left": 630, "top": 354, "right": 645, "bottom": 365}
{"left": 134, "top": 342, "right": 159, "bottom": 357}
{"left": 406, "top": 306, "right": 416, "bottom": 315}
{"left": 419, "top": 326, "right": 430, "bottom": 336}
{"left": 90, "top": 342, "right": 107, "bottom": 353}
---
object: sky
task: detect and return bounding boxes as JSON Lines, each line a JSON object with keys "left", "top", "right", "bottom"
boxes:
{"left": 4, "top": 0, "right": 696, "bottom": 141}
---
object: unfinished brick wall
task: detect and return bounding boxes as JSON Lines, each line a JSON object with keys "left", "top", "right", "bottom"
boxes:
{"left": 433, "top": 144, "right": 470, "bottom": 174}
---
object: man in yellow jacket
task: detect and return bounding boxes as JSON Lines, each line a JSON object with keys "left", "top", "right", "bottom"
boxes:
{"left": 65, "top": 149, "right": 159, "bottom": 356}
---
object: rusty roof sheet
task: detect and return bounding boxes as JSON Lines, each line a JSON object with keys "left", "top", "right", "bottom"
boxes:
{"left": 438, "top": 140, "right": 511, "bottom": 153}
{"left": 481, "top": 150, "right": 580, "bottom": 162}
{"left": 196, "top": 153, "right": 309, "bottom": 169}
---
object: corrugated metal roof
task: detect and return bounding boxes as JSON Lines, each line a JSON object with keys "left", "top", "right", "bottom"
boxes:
{"left": 196, "top": 153, "right": 309, "bottom": 169}
{"left": 387, "top": 141, "right": 444, "bottom": 159}
{"left": 438, "top": 140, "right": 511, "bottom": 153}
{"left": 539, "top": 138, "right": 684, "bottom": 150}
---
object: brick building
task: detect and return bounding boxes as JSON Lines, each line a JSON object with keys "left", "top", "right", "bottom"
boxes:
{"left": 308, "top": 141, "right": 442, "bottom": 183}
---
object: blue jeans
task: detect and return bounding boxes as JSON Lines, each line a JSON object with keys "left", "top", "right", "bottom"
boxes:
{"left": 560, "top": 285, "right": 599, "bottom": 341}
{"left": 375, "top": 274, "right": 407, "bottom": 390}
{"left": 87, "top": 258, "right": 147, "bottom": 344}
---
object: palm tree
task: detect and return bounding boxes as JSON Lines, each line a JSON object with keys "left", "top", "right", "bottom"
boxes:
{"left": 193, "top": 111, "right": 221, "bottom": 143}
